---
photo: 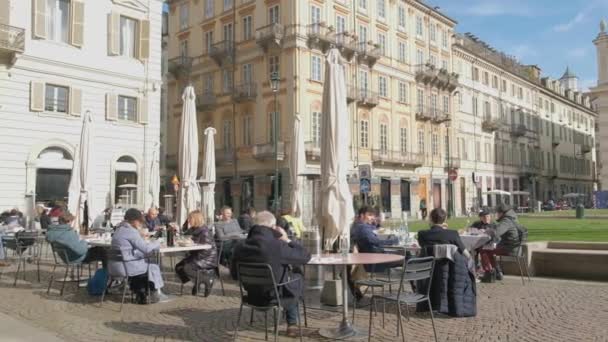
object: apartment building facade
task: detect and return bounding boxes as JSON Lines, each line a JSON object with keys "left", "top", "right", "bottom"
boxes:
{"left": 453, "top": 34, "right": 597, "bottom": 212}
{"left": 590, "top": 20, "right": 608, "bottom": 191}
{"left": 165, "top": 0, "right": 460, "bottom": 221}
{"left": 0, "top": 0, "right": 163, "bottom": 218}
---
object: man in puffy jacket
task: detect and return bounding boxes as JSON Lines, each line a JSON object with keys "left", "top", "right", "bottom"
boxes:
{"left": 479, "top": 204, "right": 522, "bottom": 282}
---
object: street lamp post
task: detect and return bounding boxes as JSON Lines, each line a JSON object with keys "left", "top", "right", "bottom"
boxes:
{"left": 270, "top": 72, "right": 281, "bottom": 215}
{"left": 446, "top": 120, "right": 454, "bottom": 218}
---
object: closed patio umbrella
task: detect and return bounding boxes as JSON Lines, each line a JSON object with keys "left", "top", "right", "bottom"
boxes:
{"left": 201, "top": 127, "right": 217, "bottom": 225}
{"left": 176, "top": 86, "right": 201, "bottom": 227}
{"left": 318, "top": 48, "right": 354, "bottom": 250}
{"left": 147, "top": 142, "right": 160, "bottom": 209}
{"left": 289, "top": 114, "right": 305, "bottom": 217}
{"left": 68, "top": 111, "right": 94, "bottom": 230}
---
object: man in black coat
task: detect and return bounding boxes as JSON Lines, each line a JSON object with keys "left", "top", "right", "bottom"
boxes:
{"left": 231, "top": 211, "right": 311, "bottom": 337}
{"left": 417, "top": 208, "right": 467, "bottom": 255}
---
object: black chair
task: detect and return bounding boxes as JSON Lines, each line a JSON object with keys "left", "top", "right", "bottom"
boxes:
{"left": 368, "top": 256, "right": 437, "bottom": 342}
{"left": 233, "top": 263, "right": 303, "bottom": 342}
{"left": 46, "top": 242, "right": 91, "bottom": 296}
{"left": 496, "top": 244, "right": 532, "bottom": 285}
{"left": 2, "top": 231, "right": 41, "bottom": 286}
{"left": 100, "top": 248, "right": 152, "bottom": 311}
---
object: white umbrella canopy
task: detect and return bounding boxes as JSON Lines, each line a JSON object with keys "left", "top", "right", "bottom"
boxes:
{"left": 289, "top": 114, "right": 305, "bottom": 217}
{"left": 147, "top": 142, "right": 160, "bottom": 209}
{"left": 176, "top": 86, "right": 201, "bottom": 227}
{"left": 486, "top": 189, "right": 511, "bottom": 196}
{"left": 68, "top": 111, "right": 94, "bottom": 230}
{"left": 201, "top": 127, "right": 217, "bottom": 225}
{"left": 318, "top": 48, "right": 354, "bottom": 250}
{"left": 563, "top": 193, "right": 585, "bottom": 199}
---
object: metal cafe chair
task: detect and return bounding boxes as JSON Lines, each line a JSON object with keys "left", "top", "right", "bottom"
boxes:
{"left": 46, "top": 242, "right": 91, "bottom": 296}
{"left": 100, "top": 248, "right": 152, "bottom": 311}
{"left": 2, "top": 231, "right": 42, "bottom": 286}
{"left": 496, "top": 244, "right": 532, "bottom": 285}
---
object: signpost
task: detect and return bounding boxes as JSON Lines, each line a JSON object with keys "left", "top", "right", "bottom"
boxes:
{"left": 360, "top": 178, "right": 371, "bottom": 194}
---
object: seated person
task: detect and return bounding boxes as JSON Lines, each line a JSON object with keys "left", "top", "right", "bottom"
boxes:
{"left": 175, "top": 210, "right": 217, "bottom": 297}
{"left": 417, "top": 208, "right": 469, "bottom": 257}
{"left": 215, "top": 206, "right": 244, "bottom": 266}
{"left": 231, "top": 211, "right": 311, "bottom": 338}
{"left": 110, "top": 208, "right": 167, "bottom": 303}
{"left": 157, "top": 208, "right": 170, "bottom": 226}
{"left": 144, "top": 208, "right": 161, "bottom": 232}
{"left": 46, "top": 210, "right": 107, "bottom": 268}
{"left": 470, "top": 208, "right": 496, "bottom": 230}
{"left": 237, "top": 207, "right": 256, "bottom": 233}
{"left": 281, "top": 209, "right": 304, "bottom": 239}
{"left": 479, "top": 204, "right": 523, "bottom": 282}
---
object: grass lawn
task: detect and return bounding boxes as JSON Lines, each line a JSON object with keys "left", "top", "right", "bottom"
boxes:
{"left": 387, "top": 214, "right": 608, "bottom": 242}
{"left": 520, "top": 209, "right": 608, "bottom": 217}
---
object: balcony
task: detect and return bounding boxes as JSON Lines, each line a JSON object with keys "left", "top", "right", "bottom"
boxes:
{"left": 550, "top": 169, "right": 558, "bottom": 179}
{"left": 511, "top": 124, "right": 526, "bottom": 137}
{"left": 168, "top": 56, "right": 192, "bottom": 79}
{"left": 196, "top": 91, "right": 216, "bottom": 112}
{"left": 482, "top": 116, "right": 501, "bottom": 133}
{"left": 356, "top": 42, "right": 382, "bottom": 68}
{"left": 581, "top": 144, "right": 592, "bottom": 154}
{"left": 253, "top": 141, "right": 285, "bottom": 161}
{"left": 551, "top": 136, "right": 560, "bottom": 147}
{"left": 0, "top": 24, "right": 25, "bottom": 64}
{"left": 521, "top": 165, "right": 540, "bottom": 176}
{"left": 256, "top": 23, "right": 284, "bottom": 51}
{"left": 415, "top": 63, "right": 460, "bottom": 92}
{"left": 371, "top": 150, "right": 424, "bottom": 167}
{"left": 215, "top": 148, "right": 235, "bottom": 166}
{"left": 334, "top": 32, "right": 357, "bottom": 61}
{"left": 307, "top": 23, "right": 335, "bottom": 53}
{"left": 233, "top": 83, "right": 257, "bottom": 103}
{"left": 209, "top": 40, "right": 234, "bottom": 66}
{"left": 347, "top": 86, "right": 378, "bottom": 107}
{"left": 416, "top": 106, "right": 450, "bottom": 123}
{"left": 305, "top": 141, "right": 321, "bottom": 160}
{"left": 431, "top": 112, "right": 451, "bottom": 124}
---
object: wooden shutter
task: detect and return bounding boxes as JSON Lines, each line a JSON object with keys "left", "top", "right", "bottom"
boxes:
{"left": 107, "top": 12, "right": 120, "bottom": 56}
{"left": 69, "top": 88, "right": 82, "bottom": 116}
{"left": 137, "top": 96, "right": 148, "bottom": 124}
{"left": 33, "top": 0, "right": 47, "bottom": 39}
{"left": 106, "top": 93, "right": 117, "bottom": 121}
{"left": 70, "top": 0, "right": 85, "bottom": 47}
{"left": 138, "top": 20, "right": 150, "bottom": 61}
{"left": 30, "top": 81, "right": 45, "bottom": 112}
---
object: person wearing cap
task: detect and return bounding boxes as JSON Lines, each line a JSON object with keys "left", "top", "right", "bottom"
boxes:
{"left": 110, "top": 208, "right": 168, "bottom": 303}
{"left": 479, "top": 204, "right": 522, "bottom": 282}
{"left": 470, "top": 208, "right": 496, "bottom": 230}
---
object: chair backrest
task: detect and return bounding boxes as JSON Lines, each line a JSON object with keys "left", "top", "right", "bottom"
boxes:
{"left": 50, "top": 242, "right": 74, "bottom": 265}
{"left": 106, "top": 248, "right": 146, "bottom": 278}
{"left": 236, "top": 262, "right": 281, "bottom": 307}
{"left": 397, "top": 256, "right": 435, "bottom": 297}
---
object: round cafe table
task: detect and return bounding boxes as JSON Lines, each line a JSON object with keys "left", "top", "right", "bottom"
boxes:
{"left": 308, "top": 253, "right": 405, "bottom": 340}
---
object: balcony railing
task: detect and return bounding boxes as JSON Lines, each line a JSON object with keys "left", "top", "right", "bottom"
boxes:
{"left": 256, "top": 23, "right": 284, "bottom": 51}
{"left": 581, "top": 144, "right": 592, "bottom": 154}
{"left": 347, "top": 86, "right": 379, "bottom": 108}
{"left": 511, "top": 124, "right": 527, "bottom": 137}
{"left": 371, "top": 150, "right": 424, "bottom": 167}
{"left": 333, "top": 32, "right": 357, "bottom": 61}
{"left": 416, "top": 105, "right": 450, "bottom": 123}
{"left": 521, "top": 165, "right": 541, "bottom": 176}
{"left": 305, "top": 141, "right": 321, "bottom": 160}
{"left": 356, "top": 42, "right": 382, "bottom": 68}
{"left": 168, "top": 56, "right": 192, "bottom": 79}
{"left": 215, "top": 148, "right": 235, "bottom": 165}
{"left": 0, "top": 23, "right": 25, "bottom": 58}
{"left": 551, "top": 136, "right": 560, "bottom": 147}
{"left": 253, "top": 141, "right": 285, "bottom": 161}
{"left": 196, "top": 91, "right": 216, "bottom": 111}
{"left": 307, "top": 23, "right": 335, "bottom": 53}
{"left": 414, "top": 63, "right": 459, "bottom": 92}
{"left": 209, "top": 40, "right": 234, "bottom": 66}
{"left": 233, "top": 83, "right": 257, "bottom": 102}
{"left": 482, "top": 116, "right": 501, "bottom": 133}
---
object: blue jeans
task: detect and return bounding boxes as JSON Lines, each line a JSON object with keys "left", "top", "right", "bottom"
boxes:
{"left": 284, "top": 301, "right": 299, "bottom": 325}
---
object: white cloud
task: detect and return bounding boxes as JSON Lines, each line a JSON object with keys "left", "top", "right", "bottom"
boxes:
{"left": 553, "top": 12, "right": 586, "bottom": 32}
{"left": 465, "top": 1, "right": 533, "bottom": 17}
{"left": 567, "top": 47, "right": 588, "bottom": 58}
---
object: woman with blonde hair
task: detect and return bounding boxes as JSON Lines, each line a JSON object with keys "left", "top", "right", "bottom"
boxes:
{"left": 175, "top": 210, "right": 218, "bottom": 296}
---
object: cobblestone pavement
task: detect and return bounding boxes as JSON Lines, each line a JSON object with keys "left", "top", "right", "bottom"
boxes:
{"left": 0, "top": 258, "right": 607, "bottom": 342}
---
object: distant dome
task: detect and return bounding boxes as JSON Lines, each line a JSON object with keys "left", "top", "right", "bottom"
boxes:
{"left": 561, "top": 66, "right": 577, "bottom": 79}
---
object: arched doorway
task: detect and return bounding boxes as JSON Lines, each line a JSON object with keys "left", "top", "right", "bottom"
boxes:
{"left": 35, "top": 147, "right": 74, "bottom": 204}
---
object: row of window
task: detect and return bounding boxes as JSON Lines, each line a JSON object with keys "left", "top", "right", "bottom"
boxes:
{"left": 35, "top": 0, "right": 149, "bottom": 60}
{"left": 219, "top": 112, "right": 279, "bottom": 149}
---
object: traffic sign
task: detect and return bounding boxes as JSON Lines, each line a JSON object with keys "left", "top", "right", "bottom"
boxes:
{"left": 448, "top": 168, "right": 458, "bottom": 182}
{"left": 358, "top": 164, "right": 371, "bottom": 179}
{"left": 360, "top": 178, "right": 371, "bottom": 194}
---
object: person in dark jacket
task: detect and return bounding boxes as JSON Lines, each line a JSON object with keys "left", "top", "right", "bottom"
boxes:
{"left": 479, "top": 204, "right": 522, "bottom": 281}
{"left": 39, "top": 208, "right": 51, "bottom": 230}
{"left": 46, "top": 210, "right": 107, "bottom": 268}
{"left": 144, "top": 208, "right": 161, "bottom": 232}
{"left": 470, "top": 208, "right": 495, "bottom": 230}
{"left": 417, "top": 208, "right": 468, "bottom": 255}
{"left": 230, "top": 211, "right": 311, "bottom": 338}
{"left": 175, "top": 210, "right": 218, "bottom": 296}
{"left": 237, "top": 207, "right": 256, "bottom": 233}
{"left": 351, "top": 206, "right": 398, "bottom": 254}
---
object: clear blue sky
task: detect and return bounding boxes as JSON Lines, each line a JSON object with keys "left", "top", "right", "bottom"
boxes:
{"left": 427, "top": 0, "right": 607, "bottom": 91}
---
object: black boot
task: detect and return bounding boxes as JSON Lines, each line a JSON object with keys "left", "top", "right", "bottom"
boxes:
{"left": 496, "top": 271, "right": 504, "bottom": 281}
{"left": 481, "top": 270, "right": 496, "bottom": 283}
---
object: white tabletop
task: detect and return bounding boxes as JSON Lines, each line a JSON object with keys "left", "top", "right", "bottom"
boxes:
{"left": 83, "top": 237, "right": 211, "bottom": 253}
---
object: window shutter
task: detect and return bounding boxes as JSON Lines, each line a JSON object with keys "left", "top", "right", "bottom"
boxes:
{"left": 137, "top": 96, "right": 148, "bottom": 124}
{"left": 138, "top": 20, "right": 150, "bottom": 61}
{"left": 70, "top": 0, "right": 85, "bottom": 47}
{"left": 106, "top": 93, "right": 117, "bottom": 121}
{"left": 107, "top": 12, "right": 120, "bottom": 56}
{"left": 69, "top": 88, "right": 82, "bottom": 116}
{"left": 33, "top": 0, "right": 47, "bottom": 39}
{"left": 30, "top": 81, "right": 45, "bottom": 112}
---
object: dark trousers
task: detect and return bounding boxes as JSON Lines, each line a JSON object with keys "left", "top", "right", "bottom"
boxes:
{"left": 83, "top": 246, "right": 108, "bottom": 268}
{"left": 479, "top": 246, "right": 511, "bottom": 273}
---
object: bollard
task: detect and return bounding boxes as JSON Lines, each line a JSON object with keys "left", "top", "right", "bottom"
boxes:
{"left": 576, "top": 204, "right": 585, "bottom": 219}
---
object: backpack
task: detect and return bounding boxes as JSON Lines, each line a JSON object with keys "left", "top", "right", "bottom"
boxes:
{"left": 87, "top": 268, "right": 108, "bottom": 296}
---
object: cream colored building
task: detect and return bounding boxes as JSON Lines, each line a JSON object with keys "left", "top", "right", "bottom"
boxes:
{"left": 0, "top": 0, "right": 163, "bottom": 219}
{"left": 590, "top": 20, "right": 608, "bottom": 191}
{"left": 164, "top": 0, "right": 597, "bottom": 221}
